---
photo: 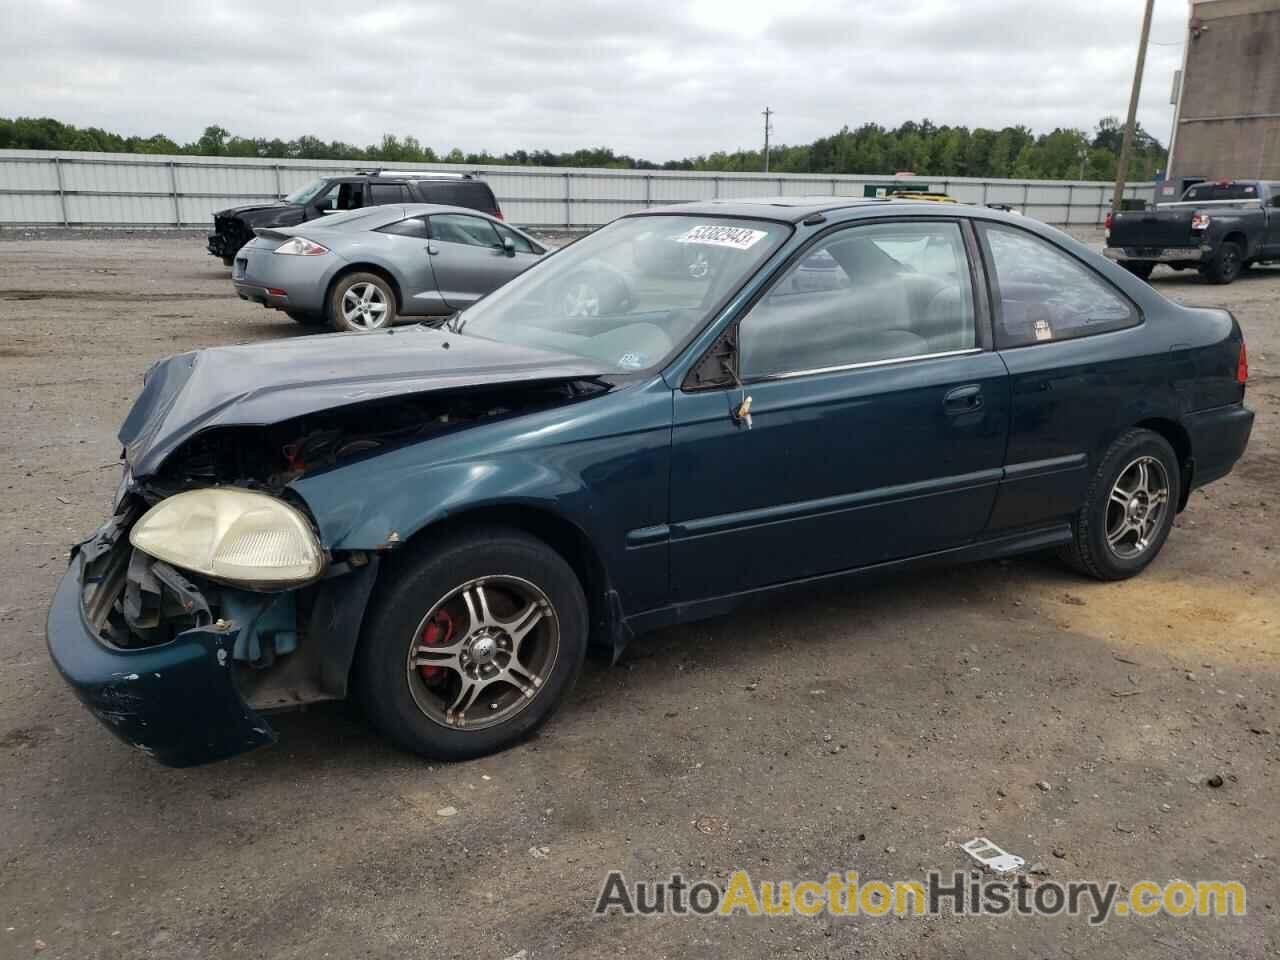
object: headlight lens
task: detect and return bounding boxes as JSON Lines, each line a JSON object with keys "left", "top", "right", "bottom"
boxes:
{"left": 130, "top": 488, "right": 325, "bottom": 588}
{"left": 274, "top": 237, "right": 329, "bottom": 256}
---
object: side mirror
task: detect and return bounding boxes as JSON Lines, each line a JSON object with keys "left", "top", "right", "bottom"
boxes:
{"left": 501, "top": 237, "right": 516, "bottom": 256}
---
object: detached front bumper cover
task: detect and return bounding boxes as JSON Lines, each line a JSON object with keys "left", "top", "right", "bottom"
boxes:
{"left": 46, "top": 547, "right": 275, "bottom": 767}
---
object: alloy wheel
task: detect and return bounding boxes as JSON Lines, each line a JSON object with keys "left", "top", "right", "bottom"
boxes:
{"left": 406, "top": 576, "right": 560, "bottom": 730}
{"left": 1104, "top": 455, "right": 1170, "bottom": 560}
{"left": 342, "top": 282, "right": 389, "bottom": 329}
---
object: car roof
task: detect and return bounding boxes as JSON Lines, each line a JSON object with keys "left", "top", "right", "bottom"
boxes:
{"left": 394, "top": 202, "right": 505, "bottom": 220}
{"left": 635, "top": 196, "right": 1012, "bottom": 225}
{"left": 304, "top": 203, "right": 533, "bottom": 236}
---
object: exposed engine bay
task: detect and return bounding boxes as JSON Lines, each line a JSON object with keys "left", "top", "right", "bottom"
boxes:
{"left": 142, "top": 378, "right": 607, "bottom": 496}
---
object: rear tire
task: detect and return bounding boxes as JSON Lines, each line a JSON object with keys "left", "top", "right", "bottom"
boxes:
{"left": 1123, "top": 262, "right": 1154, "bottom": 281}
{"left": 355, "top": 527, "right": 588, "bottom": 761}
{"left": 221, "top": 255, "right": 235, "bottom": 267}
{"left": 328, "top": 272, "right": 397, "bottom": 332}
{"left": 1200, "top": 241, "right": 1243, "bottom": 284}
{"left": 1059, "top": 428, "right": 1180, "bottom": 581}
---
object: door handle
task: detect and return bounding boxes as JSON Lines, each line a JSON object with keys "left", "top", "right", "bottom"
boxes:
{"left": 426, "top": 244, "right": 439, "bottom": 256}
{"left": 943, "top": 384, "right": 983, "bottom": 414}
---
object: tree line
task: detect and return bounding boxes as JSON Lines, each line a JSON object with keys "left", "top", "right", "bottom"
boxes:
{"left": 0, "top": 115, "right": 1166, "bottom": 181}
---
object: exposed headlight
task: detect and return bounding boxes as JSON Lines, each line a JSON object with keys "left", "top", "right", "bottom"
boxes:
{"left": 274, "top": 237, "right": 330, "bottom": 256}
{"left": 130, "top": 488, "right": 325, "bottom": 589}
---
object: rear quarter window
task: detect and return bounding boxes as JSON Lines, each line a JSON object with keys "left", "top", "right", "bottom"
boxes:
{"left": 979, "top": 223, "right": 1138, "bottom": 348}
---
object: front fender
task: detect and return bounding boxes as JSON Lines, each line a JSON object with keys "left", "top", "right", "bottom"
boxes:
{"left": 287, "top": 380, "right": 674, "bottom": 617}
{"left": 295, "top": 453, "right": 593, "bottom": 551}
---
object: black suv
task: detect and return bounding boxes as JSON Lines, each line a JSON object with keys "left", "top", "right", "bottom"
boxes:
{"left": 207, "top": 171, "right": 503, "bottom": 265}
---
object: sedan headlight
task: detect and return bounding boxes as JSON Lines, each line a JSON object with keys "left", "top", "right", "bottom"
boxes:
{"left": 274, "top": 237, "right": 329, "bottom": 256}
{"left": 130, "top": 488, "right": 325, "bottom": 589}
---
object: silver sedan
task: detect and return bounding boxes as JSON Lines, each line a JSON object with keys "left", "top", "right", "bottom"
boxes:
{"left": 232, "top": 203, "right": 546, "bottom": 332}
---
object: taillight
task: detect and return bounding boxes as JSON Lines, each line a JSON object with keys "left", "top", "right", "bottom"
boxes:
{"left": 1104, "top": 211, "right": 1113, "bottom": 231}
{"left": 1237, "top": 341, "right": 1248, "bottom": 384}
{"left": 1191, "top": 212, "right": 1210, "bottom": 231}
{"left": 492, "top": 210, "right": 504, "bottom": 220}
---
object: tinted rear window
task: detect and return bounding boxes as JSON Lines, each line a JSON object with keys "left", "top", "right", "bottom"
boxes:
{"left": 1182, "top": 182, "right": 1260, "bottom": 202}
{"left": 414, "top": 180, "right": 498, "bottom": 213}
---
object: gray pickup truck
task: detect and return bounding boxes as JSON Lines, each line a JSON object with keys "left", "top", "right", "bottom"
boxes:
{"left": 1105, "top": 179, "right": 1280, "bottom": 284}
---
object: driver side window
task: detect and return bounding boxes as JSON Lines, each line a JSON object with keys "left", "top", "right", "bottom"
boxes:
{"left": 430, "top": 213, "right": 500, "bottom": 247}
{"left": 316, "top": 181, "right": 365, "bottom": 211}
{"left": 739, "top": 220, "right": 977, "bottom": 380}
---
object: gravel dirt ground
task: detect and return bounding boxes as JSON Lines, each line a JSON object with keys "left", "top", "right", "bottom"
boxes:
{"left": 0, "top": 229, "right": 1276, "bottom": 960}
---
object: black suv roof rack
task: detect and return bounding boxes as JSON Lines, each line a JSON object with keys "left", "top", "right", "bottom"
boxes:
{"left": 352, "top": 168, "right": 473, "bottom": 180}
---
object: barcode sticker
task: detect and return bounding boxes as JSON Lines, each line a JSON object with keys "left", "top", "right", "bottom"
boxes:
{"left": 673, "top": 225, "right": 768, "bottom": 250}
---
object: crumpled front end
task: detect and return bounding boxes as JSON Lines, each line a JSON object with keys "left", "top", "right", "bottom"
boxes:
{"left": 47, "top": 514, "right": 276, "bottom": 767}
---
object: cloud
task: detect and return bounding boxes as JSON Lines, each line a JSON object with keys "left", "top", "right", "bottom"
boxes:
{"left": 0, "top": 0, "right": 1189, "bottom": 161}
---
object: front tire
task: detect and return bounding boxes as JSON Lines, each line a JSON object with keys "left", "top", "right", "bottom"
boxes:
{"left": 329, "top": 272, "right": 397, "bottom": 332}
{"left": 1060, "top": 428, "right": 1180, "bottom": 581}
{"left": 1200, "top": 241, "right": 1243, "bottom": 284}
{"left": 355, "top": 527, "right": 588, "bottom": 761}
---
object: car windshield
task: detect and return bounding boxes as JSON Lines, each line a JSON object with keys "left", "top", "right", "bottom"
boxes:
{"left": 284, "top": 179, "right": 329, "bottom": 205}
{"left": 455, "top": 215, "right": 790, "bottom": 372}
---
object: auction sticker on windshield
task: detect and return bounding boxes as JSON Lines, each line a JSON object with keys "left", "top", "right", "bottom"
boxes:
{"left": 674, "top": 225, "right": 768, "bottom": 250}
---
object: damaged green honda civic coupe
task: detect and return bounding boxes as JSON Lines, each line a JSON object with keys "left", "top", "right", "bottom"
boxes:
{"left": 48, "top": 198, "right": 1254, "bottom": 766}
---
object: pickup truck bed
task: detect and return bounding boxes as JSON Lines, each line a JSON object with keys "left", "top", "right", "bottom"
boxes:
{"left": 1105, "top": 180, "right": 1280, "bottom": 284}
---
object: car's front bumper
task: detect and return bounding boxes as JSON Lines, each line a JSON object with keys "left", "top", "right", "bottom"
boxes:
{"left": 46, "top": 542, "right": 275, "bottom": 768}
{"left": 1104, "top": 245, "right": 1206, "bottom": 263}
{"left": 207, "top": 233, "right": 231, "bottom": 258}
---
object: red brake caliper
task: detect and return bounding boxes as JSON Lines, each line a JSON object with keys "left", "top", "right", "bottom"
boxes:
{"left": 418, "top": 610, "right": 454, "bottom": 683}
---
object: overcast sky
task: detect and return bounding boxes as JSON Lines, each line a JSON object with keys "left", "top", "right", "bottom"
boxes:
{"left": 0, "top": 0, "right": 1190, "bottom": 161}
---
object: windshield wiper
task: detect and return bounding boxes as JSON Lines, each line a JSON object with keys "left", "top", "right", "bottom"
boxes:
{"left": 419, "top": 312, "right": 458, "bottom": 331}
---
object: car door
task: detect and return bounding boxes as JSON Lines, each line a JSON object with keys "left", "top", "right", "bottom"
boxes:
{"left": 427, "top": 213, "right": 532, "bottom": 310}
{"left": 373, "top": 214, "right": 450, "bottom": 315}
{"left": 976, "top": 221, "right": 1146, "bottom": 534}
{"left": 668, "top": 218, "right": 1010, "bottom": 601}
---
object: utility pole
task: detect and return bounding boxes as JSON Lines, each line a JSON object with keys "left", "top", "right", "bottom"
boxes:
{"left": 762, "top": 107, "right": 773, "bottom": 173}
{"left": 1112, "top": 0, "right": 1155, "bottom": 214}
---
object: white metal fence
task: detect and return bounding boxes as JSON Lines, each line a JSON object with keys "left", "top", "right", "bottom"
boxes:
{"left": 0, "top": 150, "right": 1153, "bottom": 229}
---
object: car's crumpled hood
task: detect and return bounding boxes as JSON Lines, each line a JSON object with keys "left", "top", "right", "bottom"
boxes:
{"left": 119, "top": 327, "right": 608, "bottom": 477}
{"left": 215, "top": 203, "right": 305, "bottom": 226}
